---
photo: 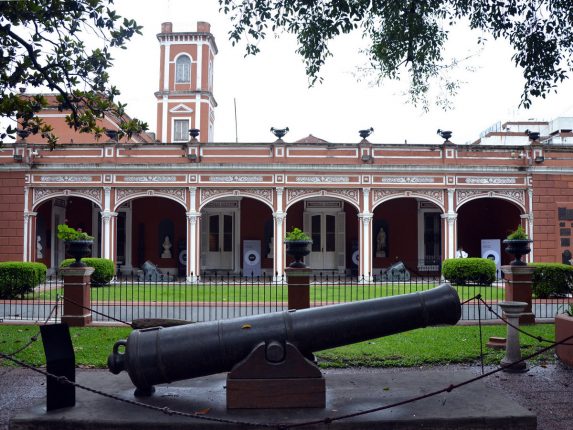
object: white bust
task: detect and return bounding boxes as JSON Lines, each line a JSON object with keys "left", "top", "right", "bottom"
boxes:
{"left": 161, "top": 235, "right": 172, "bottom": 259}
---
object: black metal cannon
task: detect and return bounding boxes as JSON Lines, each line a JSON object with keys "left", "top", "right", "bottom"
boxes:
{"left": 108, "top": 284, "right": 461, "bottom": 408}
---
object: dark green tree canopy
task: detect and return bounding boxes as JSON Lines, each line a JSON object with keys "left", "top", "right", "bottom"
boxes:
{"left": 0, "top": 0, "right": 147, "bottom": 147}
{"left": 219, "top": 0, "right": 573, "bottom": 109}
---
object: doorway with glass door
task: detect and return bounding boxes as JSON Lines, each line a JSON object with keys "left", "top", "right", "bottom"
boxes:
{"left": 303, "top": 200, "right": 345, "bottom": 273}
{"left": 201, "top": 200, "right": 239, "bottom": 272}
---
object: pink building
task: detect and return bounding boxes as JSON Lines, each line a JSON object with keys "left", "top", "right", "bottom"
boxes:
{"left": 2, "top": 22, "right": 572, "bottom": 280}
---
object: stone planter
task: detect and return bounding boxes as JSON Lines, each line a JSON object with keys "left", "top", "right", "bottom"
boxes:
{"left": 66, "top": 240, "right": 93, "bottom": 267}
{"left": 555, "top": 313, "right": 573, "bottom": 367}
{"left": 285, "top": 240, "right": 312, "bottom": 268}
{"left": 502, "top": 239, "right": 532, "bottom": 266}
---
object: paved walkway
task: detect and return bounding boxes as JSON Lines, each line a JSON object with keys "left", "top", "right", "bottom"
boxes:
{"left": 1, "top": 363, "right": 572, "bottom": 429}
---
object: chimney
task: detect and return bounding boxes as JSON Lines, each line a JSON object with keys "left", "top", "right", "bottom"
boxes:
{"left": 161, "top": 22, "right": 173, "bottom": 33}
{"left": 197, "top": 21, "right": 211, "bottom": 33}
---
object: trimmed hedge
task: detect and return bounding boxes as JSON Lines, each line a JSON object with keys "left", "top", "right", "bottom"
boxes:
{"left": 529, "top": 263, "right": 573, "bottom": 298}
{"left": 0, "top": 262, "right": 47, "bottom": 299}
{"left": 442, "top": 258, "right": 496, "bottom": 285}
{"left": 60, "top": 258, "right": 115, "bottom": 286}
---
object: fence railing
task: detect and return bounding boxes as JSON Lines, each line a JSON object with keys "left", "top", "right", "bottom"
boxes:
{"left": 1, "top": 271, "right": 570, "bottom": 324}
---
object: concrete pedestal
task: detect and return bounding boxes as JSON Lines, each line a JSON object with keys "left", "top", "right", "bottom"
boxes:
{"left": 9, "top": 370, "right": 536, "bottom": 429}
{"left": 285, "top": 267, "right": 312, "bottom": 310}
{"left": 60, "top": 266, "right": 94, "bottom": 327}
{"left": 501, "top": 265, "right": 535, "bottom": 324}
{"left": 499, "top": 301, "right": 528, "bottom": 373}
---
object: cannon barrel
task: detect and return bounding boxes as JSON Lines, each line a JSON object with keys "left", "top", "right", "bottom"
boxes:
{"left": 108, "top": 284, "right": 460, "bottom": 390}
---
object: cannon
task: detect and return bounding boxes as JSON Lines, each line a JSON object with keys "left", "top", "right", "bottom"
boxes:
{"left": 108, "top": 283, "right": 461, "bottom": 408}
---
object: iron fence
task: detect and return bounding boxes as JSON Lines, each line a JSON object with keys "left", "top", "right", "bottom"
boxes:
{"left": 1, "top": 270, "right": 571, "bottom": 324}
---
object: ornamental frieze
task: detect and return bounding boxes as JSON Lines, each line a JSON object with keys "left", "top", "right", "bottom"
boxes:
{"left": 286, "top": 188, "right": 321, "bottom": 203}
{"left": 372, "top": 189, "right": 444, "bottom": 207}
{"left": 200, "top": 188, "right": 273, "bottom": 205}
{"left": 376, "top": 176, "right": 436, "bottom": 184}
{"left": 456, "top": 189, "right": 525, "bottom": 208}
{"left": 39, "top": 175, "right": 94, "bottom": 183}
{"left": 326, "top": 188, "right": 360, "bottom": 206}
{"left": 122, "top": 175, "right": 178, "bottom": 183}
{"left": 464, "top": 177, "right": 517, "bottom": 185}
{"left": 294, "top": 176, "right": 350, "bottom": 183}
{"left": 33, "top": 187, "right": 102, "bottom": 204}
{"left": 116, "top": 188, "right": 186, "bottom": 205}
{"left": 208, "top": 175, "right": 264, "bottom": 183}
{"left": 285, "top": 188, "right": 360, "bottom": 206}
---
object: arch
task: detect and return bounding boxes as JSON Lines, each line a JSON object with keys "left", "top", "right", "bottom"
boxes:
{"left": 199, "top": 191, "right": 273, "bottom": 211}
{"left": 285, "top": 191, "right": 360, "bottom": 211}
{"left": 372, "top": 192, "right": 445, "bottom": 213}
{"left": 114, "top": 190, "right": 187, "bottom": 212}
{"left": 175, "top": 54, "right": 192, "bottom": 83}
{"left": 33, "top": 190, "right": 102, "bottom": 211}
{"left": 456, "top": 191, "right": 526, "bottom": 213}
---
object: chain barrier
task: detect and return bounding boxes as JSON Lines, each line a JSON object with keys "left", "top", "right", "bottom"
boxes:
{"left": 60, "top": 295, "right": 131, "bottom": 327}
{"left": 2, "top": 332, "right": 573, "bottom": 429}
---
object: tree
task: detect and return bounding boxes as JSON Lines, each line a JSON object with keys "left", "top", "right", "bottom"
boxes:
{"left": 218, "top": 0, "right": 573, "bottom": 109}
{"left": 0, "top": 0, "right": 147, "bottom": 148}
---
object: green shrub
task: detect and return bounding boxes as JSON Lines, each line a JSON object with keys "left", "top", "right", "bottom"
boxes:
{"left": 442, "top": 258, "right": 496, "bottom": 285}
{"left": 529, "top": 263, "right": 573, "bottom": 298}
{"left": 60, "top": 258, "right": 115, "bottom": 286}
{"left": 0, "top": 262, "right": 47, "bottom": 299}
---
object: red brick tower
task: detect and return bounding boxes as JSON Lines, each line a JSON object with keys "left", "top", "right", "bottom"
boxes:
{"left": 155, "top": 22, "right": 217, "bottom": 143}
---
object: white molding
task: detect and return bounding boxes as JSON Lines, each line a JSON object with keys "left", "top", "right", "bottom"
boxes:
{"left": 169, "top": 103, "right": 194, "bottom": 113}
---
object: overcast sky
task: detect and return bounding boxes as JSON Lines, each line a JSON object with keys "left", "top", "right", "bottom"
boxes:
{"left": 107, "top": 0, "right": 573, "bottom": 145}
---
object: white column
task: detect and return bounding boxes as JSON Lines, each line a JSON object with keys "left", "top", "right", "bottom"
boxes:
{"left": 100, "top": 187, "right": 114, "bottom": 260}
{"left": 527, "top": 187, "right": 534, "bottom": 261}
{"left": 521, "top": 213, "right": 534, "bottom": 262}
{"left": 23, "top": 212, "right": 37, "bottom": 262}
{"left": 22, "top": 186, "right": 30, "bottom": 261}
{"left": 273, "top": 211, "right": 286, "bottom": 281}
{"left": 441, "top": 213, "right": 457, "bottom": 260}
{"left": 186, "top": 211, "right": 201, "bottom": 282}
{"left": 358, "top": 212, "right": 373, "bottom": 281}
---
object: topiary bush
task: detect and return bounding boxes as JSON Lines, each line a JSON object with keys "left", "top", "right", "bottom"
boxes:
{"left": 60, "top": 258, "right": 115, "bottom": 286}
{"left": 0, "top": 262, "right": 47, "bottom": 299}
{"left": 442, "top": 258, "right": 496, "bottom": 286}
{"left": 529, "top": 263, "right": 573, "bottom": 298}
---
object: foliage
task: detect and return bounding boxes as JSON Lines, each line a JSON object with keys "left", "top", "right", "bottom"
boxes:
{"left": 0, "top": 324, "right": 554, "bottom": 368}
{"left": 529, "top": 263, "right": 573, "bottom": 299}
{"left": 284, "top": 227, "right": 311, "bottom": 241}
{"left": 60, "top": 258, "right": 114, "bottom": 286}
{"left": 442, "top": 258, "right": 496, "bottom": 286}
{"left": 0, "top": 261, "right": 46, "bottom": 299}
{"left": 506, "top": 225, "right": 528, "bottom": 240}
{"left": 57, "top": 224, "right": 93, "bottom": 241}
{"left": 0, "top": 0, "right": 148, "bottom": 147}
{"left": 219, "top": 0, "right": 573, "bottom": 109}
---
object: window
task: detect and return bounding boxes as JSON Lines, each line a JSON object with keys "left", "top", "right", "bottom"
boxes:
{"left": 175, "top": 55, "right": 191, "bottom": 83}
{"left": 173, "top": 119, "right": 189, "bottom": 142}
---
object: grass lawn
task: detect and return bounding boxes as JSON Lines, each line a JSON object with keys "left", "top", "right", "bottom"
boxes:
{"left": 0, "top": 323, "right": 554, "bottom": 369}
{"left": 30, "top": 283, "right": 504, "bottom": 303}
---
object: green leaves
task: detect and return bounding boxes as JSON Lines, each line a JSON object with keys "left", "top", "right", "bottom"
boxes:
{"left": 219, "top": 0, "right": 573, "bottom": 109}
{"left": 0, "top": 0, "right": 146, "bottom": 147}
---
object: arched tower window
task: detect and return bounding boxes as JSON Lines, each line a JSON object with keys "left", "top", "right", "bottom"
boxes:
{"left": 175, "top": 55, "right": 191, "bottom": 83}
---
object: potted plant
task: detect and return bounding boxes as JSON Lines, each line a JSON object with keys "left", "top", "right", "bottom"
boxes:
{"left": 57, "top": 224, "right": 94, "bottom": 267}
{"left": 503, "top": 225, "right": 532, "bottom": 266}
{"left": 556, "top": 303, "right": 573, "bottom": 367}
{"left": 284, "top": 227, "right": 312, "bottom": 268}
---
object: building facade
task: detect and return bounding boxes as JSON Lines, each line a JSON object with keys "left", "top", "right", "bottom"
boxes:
{"left": 2, "top": 22, "right": 572, "bottom": 280}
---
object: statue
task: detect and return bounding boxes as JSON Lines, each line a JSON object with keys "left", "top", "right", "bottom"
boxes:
{"left": 37, "top": 235, "right": 43, "bottom": 259}
{"left": 161, "top": 236, "right": 172, "bottom": 259}
{"left": 456, "top": 247, "right": 468, "bottom": 258}
{"left": 376, "top": 227, "right": 387, "bottom": 257}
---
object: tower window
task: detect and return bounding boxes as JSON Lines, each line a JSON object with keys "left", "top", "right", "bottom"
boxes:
{"left": 175, "top": 55, "right": 191, "bottom": 83}
{"left": 173, "top": 119, "right": 189, "bottom": 142}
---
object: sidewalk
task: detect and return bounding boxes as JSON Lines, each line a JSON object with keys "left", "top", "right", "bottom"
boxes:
{"left": 1, "top": 364, "right": 572, "bottom": 429}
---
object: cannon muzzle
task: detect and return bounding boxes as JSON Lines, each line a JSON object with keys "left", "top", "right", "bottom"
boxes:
{"left": 109, "top": 283, "right": 460, "bottom": 392}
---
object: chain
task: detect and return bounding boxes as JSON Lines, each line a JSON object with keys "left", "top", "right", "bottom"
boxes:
{"left": 60, "top": 295, "right": 131, "bottom": 326}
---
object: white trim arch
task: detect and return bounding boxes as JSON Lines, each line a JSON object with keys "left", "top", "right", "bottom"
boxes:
{"left": 174, "top": 53, "right": 193, "bottom": 84}
{"left": 32, "top": 189, "right": 103, "bottom": 211}
{"left": 371, "top": 191, "right": 445, "bottom": 213}
{"left": 114, "top": 189, "right": 187, "bottom": 212}
{"left": 455, "top": 190, "right": 526, "bottom": 213}
{"left": 285, "top": 190, "right": 360, "bottom": 211}
{"left": 199, "top": 189, "right": 274, "bottom": 211}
